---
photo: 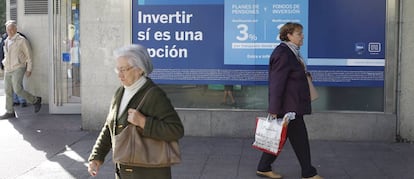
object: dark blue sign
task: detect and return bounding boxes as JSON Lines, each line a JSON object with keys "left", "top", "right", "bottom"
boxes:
{"left": 132, "top": 0, "right": 385, "bottom": 87}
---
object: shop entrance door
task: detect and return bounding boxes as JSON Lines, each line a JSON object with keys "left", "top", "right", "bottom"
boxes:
{"left": 48, "top": 0, "right": 80, "bottom": 113}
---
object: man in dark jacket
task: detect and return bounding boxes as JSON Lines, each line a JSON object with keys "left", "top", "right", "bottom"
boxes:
{"left": 0, "top": 32, "right": 7, "bottom": 70}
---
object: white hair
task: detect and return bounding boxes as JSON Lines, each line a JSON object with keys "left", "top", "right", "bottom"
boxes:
{"left": 113, "top": 44, "right": 153, "bottom": 76}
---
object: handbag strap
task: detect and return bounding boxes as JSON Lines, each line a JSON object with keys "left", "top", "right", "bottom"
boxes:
{"left": 113, "top": 86, "right": 156, "bottom": 134}
{"left": 136, "top": 86, "right": 156, "bottom": 110}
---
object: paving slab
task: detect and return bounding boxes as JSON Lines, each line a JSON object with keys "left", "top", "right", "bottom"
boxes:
{"left": 1, "top": 99, "right": 414, "bottom": 179}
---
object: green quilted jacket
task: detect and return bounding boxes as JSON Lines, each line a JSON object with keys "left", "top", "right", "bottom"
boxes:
{"left": 88, "top": 78, "right": 184, "bottom": 178}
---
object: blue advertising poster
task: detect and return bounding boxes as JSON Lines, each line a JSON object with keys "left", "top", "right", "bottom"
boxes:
{"left": 132, "top": 0, "right": 385, "bottom": 87}
{"left": 224, "top": 0, "right": 308, "bottom": 66}
{"left": 307, "top": 0, "right": 385, "bottom": 87}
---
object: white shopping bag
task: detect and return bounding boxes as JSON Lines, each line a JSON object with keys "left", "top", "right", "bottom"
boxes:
{"left": 252, "top": 112, "right": 296, "bottom": 156}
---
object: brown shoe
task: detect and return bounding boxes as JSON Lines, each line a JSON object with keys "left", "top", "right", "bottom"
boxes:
{"left": 256, "top": 171, "right": 283, "bottom": 179}
{"left": 303, "top": 175, "right": 323, "bottom": 179}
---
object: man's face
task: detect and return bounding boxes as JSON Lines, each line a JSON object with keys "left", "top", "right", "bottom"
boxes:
{"left": 6, "top": 24, "right": 17, "bottom": 37}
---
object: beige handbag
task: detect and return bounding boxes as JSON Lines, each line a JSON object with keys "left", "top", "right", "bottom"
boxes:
{"left": 112, "top": 87, "right": 181, "bottom": 167}
{"left": 307, "top": 75, "right": 319, "bottom": 101}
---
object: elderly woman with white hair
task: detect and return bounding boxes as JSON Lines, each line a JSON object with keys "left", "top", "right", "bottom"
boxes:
{"left": 87, "top": 44, "right": 184, "bottom": 179}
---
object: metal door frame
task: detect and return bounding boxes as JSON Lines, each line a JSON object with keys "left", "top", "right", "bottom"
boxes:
{"left": 48, "top": 0, "right": 80, "bottom": 114}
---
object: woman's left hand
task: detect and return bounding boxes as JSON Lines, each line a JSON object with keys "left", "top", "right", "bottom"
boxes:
{"left": 127, "top": 108, "right": 146, "bottom": 128}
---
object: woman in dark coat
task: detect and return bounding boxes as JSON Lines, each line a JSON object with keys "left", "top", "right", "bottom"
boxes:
{"left": 87, "top": 44, "right": 184, "bottom": 179}
{"left": 256, "top": 22, "right": 323, "bottom": 179}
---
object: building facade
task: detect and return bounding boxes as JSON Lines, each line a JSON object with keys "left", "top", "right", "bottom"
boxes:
{"left": 5, "top": 0, "right": 414, "bottom": 141}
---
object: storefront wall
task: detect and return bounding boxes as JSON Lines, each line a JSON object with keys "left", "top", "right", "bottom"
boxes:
{"left": 398, "top": 0, "right": 414, "bottom": 141}
{"left": 11, "top": 0, "right": 413, "bottom": 141}
{"left": 5, "top": 0, "right": 49, "bottom": 104}
{"left": 74, "top": 0, "right": 408, "bottom": 141}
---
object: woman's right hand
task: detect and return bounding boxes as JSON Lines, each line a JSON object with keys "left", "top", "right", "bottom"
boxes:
{"left": 269, "top": 113, "right": 278, "bottom": 119}
{"left": 88, "top": 160, "right": 103, "bottom": 176}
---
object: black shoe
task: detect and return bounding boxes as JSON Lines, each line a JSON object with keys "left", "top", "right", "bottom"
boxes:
{"left": 21, "top": 102, "right": 28, "bottom": 107}
{"left": 33, "top": 97, "right": 42, "bottom": 113}
{"left": 13, "top": 102, "right": 20, "bottom": 106}
{"left": 0, "top": 112, "right": 16, "bottom": 119}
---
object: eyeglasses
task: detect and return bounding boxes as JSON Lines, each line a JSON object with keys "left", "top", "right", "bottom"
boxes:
{"left": 114, "top": 66, "right": 134, "bottom": 74}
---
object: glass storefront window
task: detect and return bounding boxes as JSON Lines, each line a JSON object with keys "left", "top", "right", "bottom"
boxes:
{"left": 49, "top": 0, "right": 81, "bottom": 113}
{"left": 67, "top": 1, "right": 81, "bottom": 101}
{"left": 160, "top": 84, "right": 384, "bottom": 112}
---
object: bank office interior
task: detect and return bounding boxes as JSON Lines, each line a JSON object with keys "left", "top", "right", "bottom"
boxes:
{"left": 5, "top": 0, "right": 400, "bottom": 141}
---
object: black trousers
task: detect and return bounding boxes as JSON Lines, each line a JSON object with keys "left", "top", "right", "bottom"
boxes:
{"left": 257, "top": 115, "right": 317, "bottom": 178}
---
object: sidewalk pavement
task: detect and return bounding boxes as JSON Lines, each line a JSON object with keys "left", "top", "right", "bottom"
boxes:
{"left": 1, "top": 102, "right": 414, "bottom": 179}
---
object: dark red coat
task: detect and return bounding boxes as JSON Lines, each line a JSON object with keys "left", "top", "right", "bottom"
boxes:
{"left": 268, "top": 43, "right": 311, "bottom": 116}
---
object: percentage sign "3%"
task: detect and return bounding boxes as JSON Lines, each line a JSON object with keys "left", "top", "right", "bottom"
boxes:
{"left": 236, "top": 24, "right": 258, "bottom": 41}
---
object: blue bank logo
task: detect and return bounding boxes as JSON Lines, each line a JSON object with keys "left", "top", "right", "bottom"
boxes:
{"left": 355, "top": 42, "right": 365, "bottom": 55}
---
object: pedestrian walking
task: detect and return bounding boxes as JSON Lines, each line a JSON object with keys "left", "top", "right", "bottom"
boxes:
{"left": 88, "top": 44, "right": 184, "bottom": 179}
{"left": 256, "top": 22, "right": 323, "bottom": 179}
{"left": 0, "top": 20, "right": 41, "bottom": 119}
